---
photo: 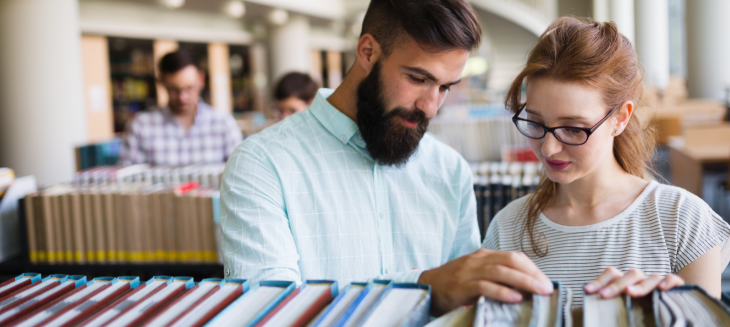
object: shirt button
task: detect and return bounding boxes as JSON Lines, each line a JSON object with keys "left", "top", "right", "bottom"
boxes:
{"left": 385, "top": 268, "right": 390, "bottom": 274}
{"left": 358, "top": 134, "right": 363, "bottom": 140}
{"left": 225, "top": 268, "right": 230, "bottom": 276}
{"left": 380, "top": 212, "right": 386, "bottom": 219}
{"left": 340, "top": 135, "right": 346, "bottom": 141}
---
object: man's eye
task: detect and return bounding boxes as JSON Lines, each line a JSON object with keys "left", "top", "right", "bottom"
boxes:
{"left": 441, "top": 85, "right": 451, "bottom": 92}
{"left": 409, "top": 75, "right": 425, "bottom": 84}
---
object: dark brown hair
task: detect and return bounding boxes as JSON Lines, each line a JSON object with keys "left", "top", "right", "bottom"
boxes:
{"left": 506, "top": 17, "right": 655, "bottom": 257}
{"left": 273, "top": 72, "right": 318, "bottom": 102}
{"left": 360, "top": 0, "right": 482, "bottom": 56}
{"left": 159, "top": 49, "right": 198, "bottom": 75}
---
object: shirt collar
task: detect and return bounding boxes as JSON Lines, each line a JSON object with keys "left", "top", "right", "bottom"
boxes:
{"left": 161, "top": 100, "right": 210, "bottom": 126}
{"left": 309, "top": 88, "right": 366, "bottom": 148}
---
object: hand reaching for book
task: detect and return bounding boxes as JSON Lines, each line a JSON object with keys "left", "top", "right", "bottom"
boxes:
{"left": 418, "top": 249, "right": 554, "bottom": 316}
{"left": 584, "top": 267, "right": 685, "bottom": 298}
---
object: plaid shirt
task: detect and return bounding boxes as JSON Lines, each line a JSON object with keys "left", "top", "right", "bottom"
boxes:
{"left": 121, "top": 102, "right": 243, "bottom": 166}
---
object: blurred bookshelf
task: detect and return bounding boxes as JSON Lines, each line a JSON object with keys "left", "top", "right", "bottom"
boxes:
{"left": 230, "top": 45, "right": 254, "bottom": 113}
{"left": 108, "top": 37, "right": 157, "bottom": 134}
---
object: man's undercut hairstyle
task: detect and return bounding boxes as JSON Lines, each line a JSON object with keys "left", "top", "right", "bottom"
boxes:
{"left": 159, "top": 49, "right": 198, "bottom": 75}
{"left": 273, "top": 72, "right": 318, "bottom": 102}
{"left": 360, "top": 0, "right": 482, "bottom": 56}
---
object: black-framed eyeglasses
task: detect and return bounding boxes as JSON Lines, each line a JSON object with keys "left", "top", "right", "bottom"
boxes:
{"left": 512, "top": 104, "right": 620, "bottom": 146}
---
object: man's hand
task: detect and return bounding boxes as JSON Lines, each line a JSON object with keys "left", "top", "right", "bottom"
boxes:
{"left": 418, "top": 249, "right": 553, "bottom": 316}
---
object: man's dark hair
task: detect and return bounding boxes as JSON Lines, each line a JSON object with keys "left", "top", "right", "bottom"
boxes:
{"left": 360, "top": 0, "right": 482, "bottom": 56}
{"left": 273, "top": 72, "right": 318, "bottom": 102}
{"left": 159, "top": 49, "right": 198, "bottom": 75}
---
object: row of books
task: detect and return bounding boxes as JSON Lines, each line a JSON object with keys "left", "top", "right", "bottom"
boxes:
{"left": 0, "top": 273, "right": 430, "bottom": 327}
{"left": 429, "top": 283, "right": 730, "bottom": 327}
{"left": 470, "top": 161, "right": 542, "bottom": 241}
{"left": 75, "top": 140, "right": 122, "bottom": 171}
{"left": 429, "top": 111, "right": 529, "bottom": 162}
{"left": 23, "top": 164, "right": 225, "bottom": 265}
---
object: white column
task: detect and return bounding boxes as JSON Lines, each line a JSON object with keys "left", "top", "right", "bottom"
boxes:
{"left": 685, "top": 0, "right": 730, "bottom": 99}
{"left": 610, "top": 0, "right": 635, "bottom": 45}
{"left": 0, "top": 0, "right": 88, "bottom": 185}
{"left": 269, "top": 14, "right": 311, "bottom": 81}
{"left": 593, "top": 0, "right": 610, "bottom": 22}
{"left": 634, "top": 0, "right": 670, "bottom": 89}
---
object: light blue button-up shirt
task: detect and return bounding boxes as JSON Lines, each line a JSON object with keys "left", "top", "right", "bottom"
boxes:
{"left": 221, "top": 88, "right": 479, "bottom": 286}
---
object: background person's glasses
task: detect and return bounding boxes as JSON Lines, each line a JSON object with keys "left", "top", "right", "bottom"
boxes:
{"left": 512, "top": 104, "right": 620, "bottom": 145}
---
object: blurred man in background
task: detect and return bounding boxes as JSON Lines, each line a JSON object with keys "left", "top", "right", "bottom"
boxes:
{"left": 121, "top": 50, "right": 242, "bottom": 166}
{"left": 272, "top": 72, "right": 318, "bottom": 120}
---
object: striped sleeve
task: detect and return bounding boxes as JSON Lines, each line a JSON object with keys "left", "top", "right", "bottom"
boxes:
{"left": 660, "top": 186, "right": 730, "bottom": 273}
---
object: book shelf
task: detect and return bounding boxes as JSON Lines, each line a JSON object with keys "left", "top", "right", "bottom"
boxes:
{"left": 229, "top": 45, "right": 254, "bottom": 113}
{"left": 108, "top": 37, "right": 157, "bottom": 134}
{"left": 0, "top": 198, "right": 223, "bottom": 282}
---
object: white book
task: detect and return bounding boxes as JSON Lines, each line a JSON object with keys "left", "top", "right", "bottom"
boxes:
{"left": 262, "top": 284, "right": 332, "bottom": 327}
{"left": 341, "top": 283, "right": 387, "bottom": 327}
{"left": 360, "top": 288, "right": 427, "bottom": 327}
{"left": 205, "top": 285, "right": 287, "bottom": 327}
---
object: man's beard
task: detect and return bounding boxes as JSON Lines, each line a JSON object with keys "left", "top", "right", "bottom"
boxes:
{"left": 356, "top": 62, "right": 429, "bottom": 167}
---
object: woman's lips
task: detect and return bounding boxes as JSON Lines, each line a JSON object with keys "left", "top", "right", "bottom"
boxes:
{"left": 399, "top": 116, "right": 419, "bottom": 128}
{"left": 545, "top": 158, "right": 571, "bottom": 170}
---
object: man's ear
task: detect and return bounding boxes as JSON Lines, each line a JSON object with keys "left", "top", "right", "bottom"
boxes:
{"left": 198, "top": 71, "right": 206, "bottom": 88}
{"left": 356, "top": 33, "right": 382, "bottom": 74}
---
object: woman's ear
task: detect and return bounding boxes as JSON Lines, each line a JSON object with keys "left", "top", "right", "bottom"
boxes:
{"left": 613, "top": 100, "right": 633, "bottom": 135}
{"left": 356, "top": 34, "right": 382, "bottom": 74}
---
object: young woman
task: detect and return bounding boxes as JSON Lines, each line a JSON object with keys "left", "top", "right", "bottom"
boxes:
{"left": 482, "top": 17, "right": 730, "bottom": 308}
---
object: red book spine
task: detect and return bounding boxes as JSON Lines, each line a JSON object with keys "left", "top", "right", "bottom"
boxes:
{"left": 291, "top": 289, "right": 333, "bottom": 327}
{"left": 0, "top": 281, "right": 60, "bottom": 314}
{"left": 165, "top": 286, "right": 220, "bottom": 327}
{"left": 0, "top": 283, "right": 84, "bottom": 326}
{"left": 116, "top": 284, "right": 188, "bottom": 326}
{"left": 54, "top": 283, "right": 133, "bottom": 327}
{"left": 253, "top": 288, "right": 301, "bottom": 327}
{"left": 188, "top": 286, "right": 244, "bottom": 327}
{"left": 77, "top": 284, "right": 152, "bottom": 326}
{"left": 13, "top": 283, "right": 111, "bottom": 326}
{"left": 0, "top": 279, "right": 35, "bottom": 299}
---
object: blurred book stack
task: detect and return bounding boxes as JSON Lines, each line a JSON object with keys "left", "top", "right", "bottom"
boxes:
{"left": 429, "top": 104, "right": 530, "bottom": 162}
{"left": 21, "top": 164, "right": 225, "bottom": 265}
{"left": 470, "top": 161, "right": 542, "bottom": 241}
{"left": 0, "top": 274, "right": 430, "bottom": 327}
{"left": 75, "top": 139, "right": 122, "bottom": 171}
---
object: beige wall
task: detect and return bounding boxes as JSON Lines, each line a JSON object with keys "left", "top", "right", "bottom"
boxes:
{"left": 208, "top": 43, "right": 232, "bottom": 114}
{"left": 81, "top": 35, "right": 114, "bottom": 142}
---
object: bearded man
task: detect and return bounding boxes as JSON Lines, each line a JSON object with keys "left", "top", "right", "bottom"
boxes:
{"left": 220, "top": 0, "right": 554, "bottom": 315}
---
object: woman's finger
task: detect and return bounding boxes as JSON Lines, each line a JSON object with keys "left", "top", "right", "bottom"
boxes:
{"left": 658, "top": 274, "right": 685, "bottom": 291}
{"left": 599, "top": 268, "right": 645, "bottom": 298}
{"left": 626, "top": 274, "right": 663, "bottom": 297}
{"left": 585, "top": 267, "right": 623, "bottom": 294}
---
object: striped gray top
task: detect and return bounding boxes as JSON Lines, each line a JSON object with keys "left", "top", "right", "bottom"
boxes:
{"left": 482, "top": 181, "right": 730, "bottom": 307}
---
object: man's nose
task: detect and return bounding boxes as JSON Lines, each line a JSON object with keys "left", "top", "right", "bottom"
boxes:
{"left": 415, "top": 87, "right": 440, "bottom": 118}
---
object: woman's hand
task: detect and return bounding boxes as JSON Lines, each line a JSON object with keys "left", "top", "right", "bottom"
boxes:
{"left": 584, "top": 267, "right": 685, "bottom": 298}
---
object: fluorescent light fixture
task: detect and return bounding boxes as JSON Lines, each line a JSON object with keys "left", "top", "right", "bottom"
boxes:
{"left": 159, "top": 0, "right": 185, "bottom": 9}
{"left": 224, "top": 0, "right": 246, "bottom": 18}
{"left": 267, "top": 8, "right": 289, "bottom": 26}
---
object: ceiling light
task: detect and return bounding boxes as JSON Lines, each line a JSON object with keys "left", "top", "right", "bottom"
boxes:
{"left": 267, "top": 8, "right": 289, "bottom": 26}
{"left": 224, "top": 1, "right": 246, "bottom": 18}
{"left": 159, "top": 0, "right": 185, "bottom": 9}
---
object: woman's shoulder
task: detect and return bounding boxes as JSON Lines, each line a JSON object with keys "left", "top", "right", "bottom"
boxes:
{"left": 642, "top": 181, "right": 713, "bottom": 214}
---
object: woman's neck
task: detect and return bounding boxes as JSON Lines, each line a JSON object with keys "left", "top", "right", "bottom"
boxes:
{"left": 546, "top": 157, "right": 649, "bottom": 226}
